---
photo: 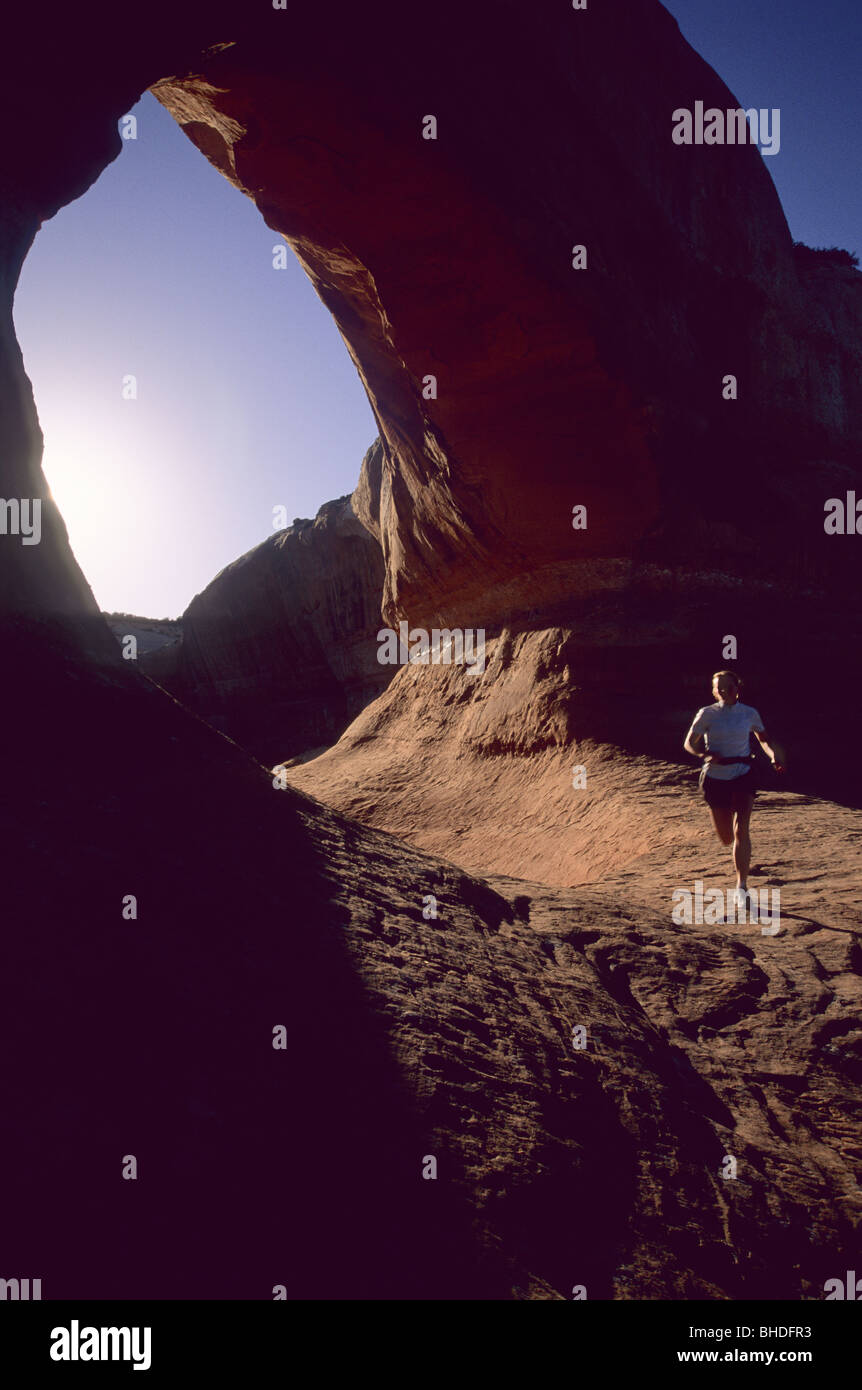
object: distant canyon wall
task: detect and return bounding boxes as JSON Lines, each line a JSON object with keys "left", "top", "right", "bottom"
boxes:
{"left": 145, "top": 472, "right": 389, "bottom": 763}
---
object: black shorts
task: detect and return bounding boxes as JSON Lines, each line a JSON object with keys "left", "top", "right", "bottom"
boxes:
{"left": 702, "top": 766, "right": 757, "bottom": 811}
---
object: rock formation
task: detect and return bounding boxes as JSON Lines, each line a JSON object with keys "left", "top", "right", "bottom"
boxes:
{"left": 0, "top": 0, "right": 860, "bottom": 1302}
{"left": 145, "top": 470, "right": 389, "bottom": 763}
{"left": 151, "top": 1, "right": 861, "bottom": 633}
{"left": 283, "top": 585, "right": 862, "bottom": 868}
{"left": 5, "top": 650, "right": 858, "bottom": 1300}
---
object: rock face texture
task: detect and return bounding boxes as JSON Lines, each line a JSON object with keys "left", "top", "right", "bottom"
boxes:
{"left": 145, "top": 475, "right": 389, "bottom": 763}
{"left": 0, "top": 0, "right": 860, "bottom": 1302}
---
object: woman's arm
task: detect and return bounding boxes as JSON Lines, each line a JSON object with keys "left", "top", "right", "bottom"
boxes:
{"left": 754, "top": 728, "right": 786, "bottom": 773}
{"left": 684, "top": 711, "right": 709, "bottom": 758}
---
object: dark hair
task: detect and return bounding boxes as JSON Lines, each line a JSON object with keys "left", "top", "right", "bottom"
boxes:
{"left": 712, "top": 669, "right": 742, "bottom": 691}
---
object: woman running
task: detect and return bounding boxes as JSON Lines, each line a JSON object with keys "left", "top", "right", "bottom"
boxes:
{"left": 684, "top": 671, "right": 786, "bottom": 900}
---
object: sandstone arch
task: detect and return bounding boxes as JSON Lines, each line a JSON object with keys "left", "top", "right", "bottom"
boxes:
{"left": 7, "top": 1, "right": 859, "bottom": 658}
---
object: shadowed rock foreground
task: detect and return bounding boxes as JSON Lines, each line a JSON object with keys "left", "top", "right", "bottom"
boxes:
{"left": 2, "top": 651, "right": 859, "bottom": 1299}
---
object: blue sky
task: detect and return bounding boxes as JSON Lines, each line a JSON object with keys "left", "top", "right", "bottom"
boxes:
{"left": 14, "top": 91, "right": 377, "bottom": 618}
{"left": 663, "top": 0, "right": 861, "bottom": 254}
{"left": 13, "top": 1, "right": 859, "bottom": 617}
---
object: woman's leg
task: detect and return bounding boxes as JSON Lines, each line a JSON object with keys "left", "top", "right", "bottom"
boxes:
{"left": 708, "top": 805, "right": 734, "bottom": 846}
{"left": 732, "top": 794, "right": 756, "bottom": 888}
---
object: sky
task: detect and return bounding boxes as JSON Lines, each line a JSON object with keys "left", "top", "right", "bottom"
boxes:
{"left": 13, "top": 1, "right": 860, "bottom": 618}
{"left": 14, "top": 92, "right": 378, "bottom": 619}
{"left": 662, "top": 0, "right": 861, "bottom": 254}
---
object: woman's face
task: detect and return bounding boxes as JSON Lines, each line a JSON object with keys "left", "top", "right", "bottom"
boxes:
{"left": 713, "top": 676, "right": 739, "bottom": 705}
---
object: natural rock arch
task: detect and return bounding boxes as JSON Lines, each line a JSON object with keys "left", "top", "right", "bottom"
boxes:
{"left": 6, "top": 0, "right": 858, "bottom": 659}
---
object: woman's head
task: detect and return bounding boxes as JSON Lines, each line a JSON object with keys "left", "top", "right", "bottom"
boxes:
{"left": 712, "top": 670, "right": 742, "bottom": 704}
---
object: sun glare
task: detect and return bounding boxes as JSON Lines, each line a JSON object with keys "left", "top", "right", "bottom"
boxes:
{"left": 36, "top": 389, "right": 193, "bottom": 617}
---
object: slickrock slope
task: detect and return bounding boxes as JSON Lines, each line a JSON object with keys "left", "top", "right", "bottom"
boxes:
{"left": 282, "top": 589, "right": 862, "bottom": 877}
{"left": 145, "top": 479, "right": 388, "bottom": 763}
{"left": 2, "top": 655, "right": 859, "bottom": 1299}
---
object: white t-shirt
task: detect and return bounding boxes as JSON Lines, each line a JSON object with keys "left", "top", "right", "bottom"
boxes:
{"left": 686, "top": 701, "right": 764, "bottom": 780}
